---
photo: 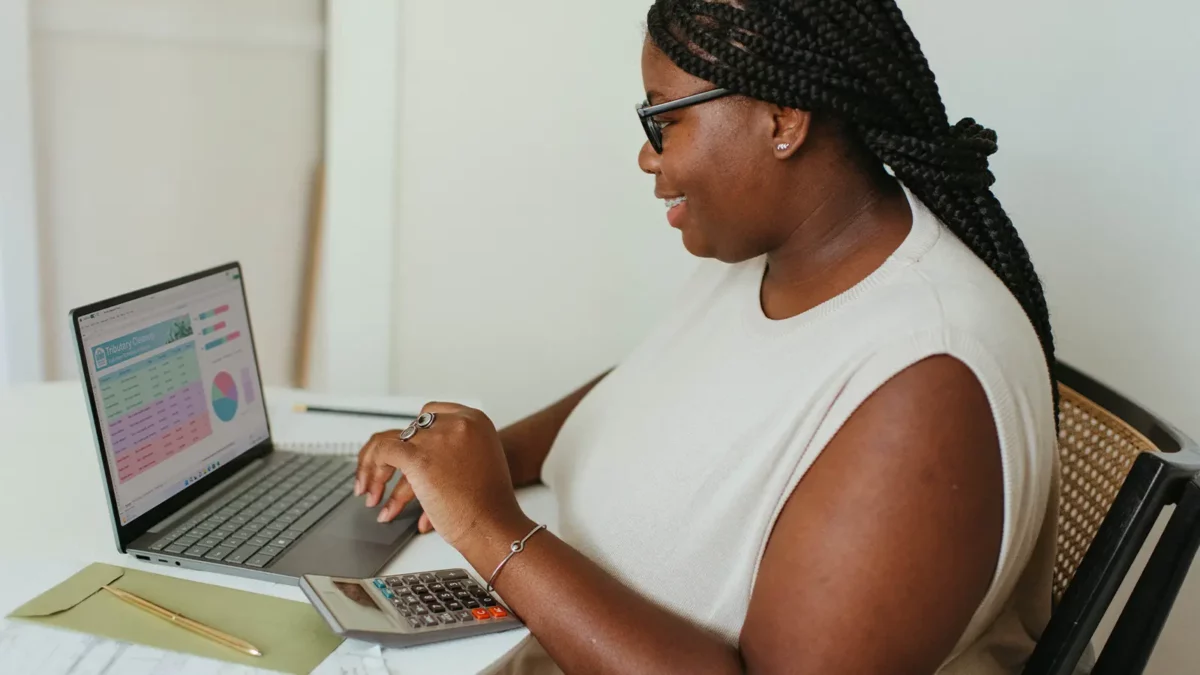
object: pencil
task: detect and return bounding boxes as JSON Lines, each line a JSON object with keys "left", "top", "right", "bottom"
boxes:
{"left": 292, "top": 403, "right": 418, "bottom": 421}
{"left": 101, "top": 585, "right": 263, "bottom": 657}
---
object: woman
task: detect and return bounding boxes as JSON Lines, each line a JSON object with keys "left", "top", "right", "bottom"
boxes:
{"left": 355, "top": 1, "right": 1059, "bottom": 673}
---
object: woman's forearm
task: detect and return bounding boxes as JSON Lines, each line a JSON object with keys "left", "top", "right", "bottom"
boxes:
{"left": 461, "top": 513, "right": 743, "bottom": 675}
{"left": 498, "top": 370, "right": 610, "bottom": 487}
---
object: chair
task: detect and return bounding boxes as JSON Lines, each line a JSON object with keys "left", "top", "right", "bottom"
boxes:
{"left": 1023, "top": 362, "right": 1200, "bottom": 675}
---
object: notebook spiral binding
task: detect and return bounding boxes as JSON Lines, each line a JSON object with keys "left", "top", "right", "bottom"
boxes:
{"left": 275, "top": 441, "right": 363, "bottom": 456}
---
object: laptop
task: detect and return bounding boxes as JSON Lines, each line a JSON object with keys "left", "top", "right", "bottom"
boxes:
{"left": 69, "top": 262, "right": 420, "bottom": 584}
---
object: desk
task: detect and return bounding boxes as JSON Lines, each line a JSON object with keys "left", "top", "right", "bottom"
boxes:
{"left": 0, "top": 382, "right": 555, "bottom": 674}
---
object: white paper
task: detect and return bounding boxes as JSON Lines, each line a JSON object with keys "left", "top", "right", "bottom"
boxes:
{"left": 310, "top": 640, "right": 390, "bottom": 675}
{"left": 0, "top": 620, "right": 274, "bottom": 675}
{"left": 0, "top": 620, "right": 399, "bottom": 675}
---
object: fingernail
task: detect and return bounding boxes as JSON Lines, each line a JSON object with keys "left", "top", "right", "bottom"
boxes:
{"left": 365, "top": 494, "right": 377, "bottom": 507}
{"left": 377, "top": 508, "right": 390, "bottom": 523}
{"left": 354, "top": 479, "right": 362, "bottom": 496}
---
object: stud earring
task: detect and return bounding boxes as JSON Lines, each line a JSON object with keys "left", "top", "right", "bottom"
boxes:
{"left": 776, "top": 143, "right": 791, "bottom": 151}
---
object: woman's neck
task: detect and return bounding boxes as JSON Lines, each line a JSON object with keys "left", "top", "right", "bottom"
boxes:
{"left": 759, "top": 173, "right": 913, "bottom": 321}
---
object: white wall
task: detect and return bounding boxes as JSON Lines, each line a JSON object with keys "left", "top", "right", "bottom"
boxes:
{"left": 32, "top": 0, "right": 325, "bottom": 387}
{"left": 0, "top": 0, "right": 44, "bottom": 385}
{"left": 390, "top": 0, "right": 696, "bottom": 425}
{"left": 900, "top": 1, "right": 1200, "bottom": 442}
{"left": 388, "top": 1, "right": 1200, "bottom": 670}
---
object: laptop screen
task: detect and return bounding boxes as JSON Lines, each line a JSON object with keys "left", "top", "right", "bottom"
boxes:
{"left": 76, "top": 267, "right": 270, "bottom": 526}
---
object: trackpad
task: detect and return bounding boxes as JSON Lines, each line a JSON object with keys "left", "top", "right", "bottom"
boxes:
{"left": 319, "top": 496, "right": 421, "bottom": 544}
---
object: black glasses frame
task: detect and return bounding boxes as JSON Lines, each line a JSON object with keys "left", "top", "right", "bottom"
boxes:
{"left": 637, "top": 88, "right": 733, "bottom": 153}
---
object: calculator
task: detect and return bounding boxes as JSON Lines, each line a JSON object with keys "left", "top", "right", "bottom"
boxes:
{"left": 299, "top": 568, "right": 523, "bottom": 647}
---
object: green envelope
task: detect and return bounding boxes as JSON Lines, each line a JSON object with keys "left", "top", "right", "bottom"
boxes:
{"left": 6, "top": 562, "right": 344, "bottom": 674}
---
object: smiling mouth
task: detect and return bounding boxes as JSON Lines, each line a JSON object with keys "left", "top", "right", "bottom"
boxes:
{"left": 664, "top": 196, "right": 687, "bottom": 209}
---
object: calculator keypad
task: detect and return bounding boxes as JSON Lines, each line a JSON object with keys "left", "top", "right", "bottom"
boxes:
{"left": 374, "top": 569, "right": 513, "bottom": 631}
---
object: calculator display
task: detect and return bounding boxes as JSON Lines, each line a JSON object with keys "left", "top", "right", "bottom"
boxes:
{"left": 326, "top": 580, "right": 395, "bottom": 630}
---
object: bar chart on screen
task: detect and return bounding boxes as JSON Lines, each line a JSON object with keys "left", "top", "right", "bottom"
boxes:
{"left": 98, "top": 341, "right": 213, "bottom": 483}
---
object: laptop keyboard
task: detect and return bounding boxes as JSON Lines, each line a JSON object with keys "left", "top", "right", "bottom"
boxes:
{"left": 146, "top": 454, "right": 356, "bottom": 568}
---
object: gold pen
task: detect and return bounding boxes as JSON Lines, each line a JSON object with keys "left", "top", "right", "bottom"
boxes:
{"left": 101, "top": 585, "right": 263, "bottom": 657}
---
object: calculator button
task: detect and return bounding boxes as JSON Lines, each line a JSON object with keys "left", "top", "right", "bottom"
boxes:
{"left": 372, "top": 579, "right": 387, "bottom": 590}
{"left": 397, "top": 607, "right": 413, "bottom": 617}
{"left": 402, "top": 574, "right": 421, "bottom": 585}
{"left": 447, "top": 602, "right": 463, "bottom": 611}
{"left": 469, "top": 587, "right": 489, "bottom": 598}
{"left": 401, "top": 594, "right": 419, "bottom": 605}
{"left": 454, "top": 590, "right": 472, "bottom": 600}
{"left": 408, "top": 617, "right": 424, "bottom": 630}
{"left": 420, "top": 614, "right": 439, "bottom": 627}
{"left": 420, "top": 594, "right": 436, "bottom": 604}
{"left": 446, "top": 582, "right": 463, "bottom": 591}
{"left": 438, "top": 613, "right": 458, "bottom": 625}
{"left": 437, "top": 592, "right": 454, "bottom": 602}
{"left": 418, "top": 573, "right": 436, "bottom": 583}
{"left": 455, "top": 610, "right": 474, "bottom": 623}
{"left": 382, "top": 589, "right": 396, "bottom": 600}
{"left": 429, "top": 583, "right": 446, "bottom": 592}
{"left": 464, "top": 599, "right": 480, "bottom": 609}
{"left": 429, "top": 604, "right": 447, "bottom": 614}
{"left": 410, "top": 585, "right": 428, "bottom": 595}
{"left": 489, "top": 606, "right": 509, "bottom": 619}
{"left": 480, "top": 597, "right": 498, "bottom": 607}
{"left": 413, "top": 606, "right": 429, "bottom": 615}
{"left": 436, "top": 569, "right": 469, "bottom": 581}
{"left": 385, "top": 576, "right": 405, "bottom": 587}
{"left": 471, "top": 608, "right": 492, "bottom": 621}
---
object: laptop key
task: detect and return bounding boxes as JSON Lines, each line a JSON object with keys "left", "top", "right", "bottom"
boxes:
{"left": 147, "top": 540, "right": 167, "bottom": 551}
{"left": 248, "top": 535, "right": 271, "bottom": 548}
{"left": 165, "top": 544, "right": 188, "bottom": 554}
{"left": 282, "top": 528, "right": 305, "bottom": 540}
{"left": 245, "top": 553, "right": 275, "bottom": 568}
{"left": 204, "top": 546, "right": 236, "bottom": 561}
{"left": 185, "top": 545, "right": 211, "bottom": 557}
{"left": 225, "top": 544, "right": 260, "bottom": 565}
{"left": 198, "top": 537, "right": 223, "bottom": 549}
{"left": 174, "top": 535, "right": 201, "bottom": 547}
{"left": 259, "top": 545, "right": 284, "bottom": 557}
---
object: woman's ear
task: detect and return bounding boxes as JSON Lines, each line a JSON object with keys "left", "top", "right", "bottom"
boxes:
{"left": 771, "top": 106, "right": 811, "bottom": 159}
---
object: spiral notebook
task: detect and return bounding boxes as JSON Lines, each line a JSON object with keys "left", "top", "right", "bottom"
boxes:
{"left": 265, "top": 392, "right": 474, "bottom": 457}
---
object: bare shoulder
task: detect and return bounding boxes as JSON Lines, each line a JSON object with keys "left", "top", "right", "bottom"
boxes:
{"left": 740, "top": 355, "right": 1003, "bottom": 675}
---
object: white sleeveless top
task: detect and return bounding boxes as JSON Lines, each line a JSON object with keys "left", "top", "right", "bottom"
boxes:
{"left": 487, "top": 184, "right": 1060, "bottom": 674}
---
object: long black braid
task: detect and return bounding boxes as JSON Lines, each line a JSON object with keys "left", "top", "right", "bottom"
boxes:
{"left": 647, "top": 0, "right": 1059, "bottom": 413}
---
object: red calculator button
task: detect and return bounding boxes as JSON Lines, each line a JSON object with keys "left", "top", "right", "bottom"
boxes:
{"left": 471, "top": 608, "right": 491, "bottom": 621}
{"left": 488, "top": 606, "right": 509, "bottom": 618}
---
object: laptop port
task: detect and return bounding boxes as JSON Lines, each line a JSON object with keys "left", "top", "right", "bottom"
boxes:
{"left": 135, "top": 555, "right": 150, "bottom": 561}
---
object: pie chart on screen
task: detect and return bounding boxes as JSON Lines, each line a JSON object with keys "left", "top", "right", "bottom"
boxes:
{"left": 212, "top": 371, "right": 239, "bottom": 422}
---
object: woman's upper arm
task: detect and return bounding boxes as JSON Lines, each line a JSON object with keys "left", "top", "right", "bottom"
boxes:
{"left": 739, "top": 355, "right": 1004, "bottom": 675}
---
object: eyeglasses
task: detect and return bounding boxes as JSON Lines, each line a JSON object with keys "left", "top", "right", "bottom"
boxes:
{"left": 637, "top": 87, "right": 733, "bottom": 153}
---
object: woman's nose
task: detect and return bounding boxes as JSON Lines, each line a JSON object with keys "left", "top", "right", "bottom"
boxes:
{"left": 638, "top": 141, "right": 661, "bottom": 175}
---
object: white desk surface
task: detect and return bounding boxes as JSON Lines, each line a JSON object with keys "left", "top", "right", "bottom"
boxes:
{"left": 0, "top": 381, "right": 556, "bottom": 674}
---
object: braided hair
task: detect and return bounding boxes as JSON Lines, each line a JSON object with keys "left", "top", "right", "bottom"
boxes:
{"left": 647, "top": 0, "right": 1058, "bottom": 411}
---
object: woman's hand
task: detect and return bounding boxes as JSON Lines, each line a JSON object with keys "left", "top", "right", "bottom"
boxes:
{"left": 354, "top": 402, "right": 526, "bottom": 549}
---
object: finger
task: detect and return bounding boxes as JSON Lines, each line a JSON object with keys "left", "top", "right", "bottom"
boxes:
{"left": 379, "top": 475, "right": 416, "bottom": 523}
{"left": 356, "top": 431, "right": 389, "bottom": 496}
{"left": 365, "top": 460, "right": 396, "bottom": 508}
{"left": 358, "top": 432, "right": 401, "bottom": 506}
{"left": 418, "top": 512, "right": 433, "bottom": 534}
